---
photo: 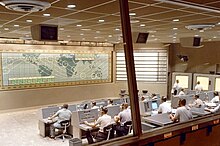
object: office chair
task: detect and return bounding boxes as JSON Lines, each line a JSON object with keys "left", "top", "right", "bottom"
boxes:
{"left": 95, "top": 124, "right": 114, "bottom": 142}
{"left": 54, "top": 120, "right": 72, "bottom": 142}
{"left": 124, "top": 121, "right": 132, "bottom": 135}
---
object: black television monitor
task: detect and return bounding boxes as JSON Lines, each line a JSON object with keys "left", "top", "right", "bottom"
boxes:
{"left": 41, "top": 25, "right": 58, "bottom": 41}
{"left": 136, "top": 33, "right": 149, "bottom": 43}
{"left": 31, "top": 24, "right": 58, "bottom": 41}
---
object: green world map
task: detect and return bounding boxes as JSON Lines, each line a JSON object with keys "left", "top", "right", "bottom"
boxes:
{"left": 1, "top": 52, "right": 110, "bottom": 86}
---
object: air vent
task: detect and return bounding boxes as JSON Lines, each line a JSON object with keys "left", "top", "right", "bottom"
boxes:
{"left": 0, "top": 0, "right": 51, "bottom": 12}
{"left": 185, "top": 23, "right": 215, "bottom": 30}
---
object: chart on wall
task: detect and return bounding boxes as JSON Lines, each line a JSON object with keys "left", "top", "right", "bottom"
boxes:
{"left": 1, "top": 52, "right": 111, "bottom": 89}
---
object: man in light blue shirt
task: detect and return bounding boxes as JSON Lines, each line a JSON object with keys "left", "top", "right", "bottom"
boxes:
{"left": 48, "top": 104, "right": 72, "bottom": 138}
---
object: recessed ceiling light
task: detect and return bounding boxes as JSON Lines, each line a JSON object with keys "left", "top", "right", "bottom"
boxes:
{"left": 173, "top": 19, "right": 179, "bottom": 22}
{"left": 59, "top": 28, "right": 64, "bottom": 30}
{"left": 26, "top": 19, "right": 32, "bottom": 23}
{"left": 67, "top": 35, "right": 71, "bottom": 37}
{"left": 173, "top": 36, "right": 176, "bottom": 39}
{"left": 213, "top": 36, "right": 217, "bottom": 38}
{"left": 129, "top": 12, "right": 136, "bottom": 16}
{"left": 80, "top": 33, "right": 84, "bottom": 35}
{"left": 67, "top": 4, "right": 76, "bottom": 8}
{"left": 148, "top": 30, "right": 157, "bottom": 33}
{"left": 94, "top": 37, "right": 98, "bottom": 39}
{"left": 43, "top": 13, "right": 50, "bottom": 17}
{"left": 76, "top": 24, "right": 82, "bottom": 27}
{"left": 81, "top": 28, "right": 91, "bottom": 31}
{"left": 199, "top": 30, "right": 204, "bottom": 32}
{"left": 140, "top": 24, "right": 145, "bottom": 27}
{"left": 208, "top": 39, "right": 212, "bottom": 41}
{"left": 96, "top": 31, "right": 100, "bottom": 33}
{"left": 4, "top": 28, "right": 9, "bottom": 30}
{"left": 14, "top": 24, "right": 19, "bottom": 27}
{"left": 154, "top": 38, "right": 158, "bottom": 40}
{"left": 151, "top": 35, "right": 155, "bottom": 37}
{"left": 218, "top": 22, "right": 220, "bottom": 25}
{"left": 115, "top": 28, "right": 120, "bottom": 31}
{"left": 108, "top": 35, "right": 112, "bottom": 38}
{"left": 130, "top": 20, "right": 140, "bottom": 23}
{"left": 98, "top": 19, "right": 105, "bottom": 22}
{"left": 172, "top": 27, "right": 178, "bottom": 30}
{"left": 194, "top": 34, "right": 199, "bottom": 37}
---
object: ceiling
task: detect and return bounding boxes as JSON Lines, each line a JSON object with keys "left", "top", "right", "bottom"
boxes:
{"left": 0, "top": 0, "right": 219, "bottom": 44}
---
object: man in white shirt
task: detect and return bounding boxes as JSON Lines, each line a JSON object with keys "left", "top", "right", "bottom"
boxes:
{"left": 172, "top": 80, "right": 181, "bottom": 95}
{"left": 189, "top": 94, "right": 204, "bottom": 108}
{"left": 158, "top": 96, "right": 171, "bottom": 114}
{"left": 91, "top": 101, "right": 99, "bottom": 109}
{"left": 170, "top": 99, "right": 193, "bottom": 122}
{"left": 195, "top": 81, "right": 203, "bottom": 92}
{"left": 84, "top": 107, "right": 111, "bottom": 144}
{"left": 178, "top": 88, "right": 185, "bottom": 96}
{"left": 210, "top": 91, "right": 219, "bottom": 103}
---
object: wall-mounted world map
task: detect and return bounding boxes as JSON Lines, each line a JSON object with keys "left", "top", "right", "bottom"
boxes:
{"left": 1, "top": 52, "right": 111, "bottom": 89}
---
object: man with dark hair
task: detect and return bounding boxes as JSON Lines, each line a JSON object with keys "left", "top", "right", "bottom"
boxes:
{"left": 91, "top": 101, "right": 99, "bottom": 109}
{"left": 114, "top": 103, "right": 132, "bottom": 136}
{"left": 48, "top": 104, "right": 72, "bottom": 138}
{"left": 170, "top": 99, "right": 192, "bottom": 122}
{"left": 189, "top": 94, "right": 203, "bottom": 108}
{"left": 107, "top": 99, "right": 113, "bottom": 107}
{"left": 195, "top": 81, "right": 203, "bottom": 92}
{"left": 158, "top": 96, "right": 171, "bottom": 114}
{"left": 210, "top": 91, "right": 219, "bottom": 103}
{"left": 84, "top": 107, "right": 111, "bottom": 144}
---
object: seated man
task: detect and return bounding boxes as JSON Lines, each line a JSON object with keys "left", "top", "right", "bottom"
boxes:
{"left": 84, "top": 107, "right": 112, "bottom": 144}
{"left": 107, "top": 99, "right": 113, "bottom": 107}
{"left": 189, "top": 94, "right": 203, "bottom": 108}
{"left": 91, "top": 101, "right": 99, "bottom": 109}
{"left": 210, "top": 91, "right": 220, "bottom": 103}
{"left": 170, "top": 99, "right": 193, "bottom": 122}
{"left": 158, "top": 96, "right": 171, "bottom": 114}
{"left": 48, "top": 104, "right": 72, "bottom": 138}
{"left": 114, "top": 103, "right": 132, "bottom": 136}
{"left": 205, "top": 104, "right": 220, "bottom": 113}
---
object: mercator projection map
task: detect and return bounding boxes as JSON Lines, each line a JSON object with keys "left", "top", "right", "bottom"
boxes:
{"left": 1, "top": 52, "right": 111, "bottom": 86}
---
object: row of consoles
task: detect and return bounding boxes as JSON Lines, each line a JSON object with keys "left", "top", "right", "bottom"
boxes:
{"left": 141, "top": 91, "right": 219, "bottom": 129}
{"left": 38, "top": 97, "right": 131, "bottom": 139}
{"left": 39, "top": 91, "right": 218, "bottom": 141}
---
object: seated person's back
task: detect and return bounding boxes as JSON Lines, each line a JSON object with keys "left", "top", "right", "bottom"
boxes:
{"left": 158, "top": 96, "right": 171, "bottom": 114}
{"left": 170, "top": 99, "right": 192, "bottom": 122}
{"left": 84, "top": 107, "right": 112, "bottom": 144}
{"left": 210, "top": 91, "right": 219, "bottom": 103}
{"left": 47, "top": 104, "right": 72, "bottom": 138}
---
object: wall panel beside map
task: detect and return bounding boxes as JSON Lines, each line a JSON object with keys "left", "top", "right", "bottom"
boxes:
{"left": 0, "top": 51, "right": 112, "bottom": 90}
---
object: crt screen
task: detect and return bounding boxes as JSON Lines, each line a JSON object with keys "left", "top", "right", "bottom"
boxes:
{"left": 152, "top": 101, "right": 158, "bottom": 110}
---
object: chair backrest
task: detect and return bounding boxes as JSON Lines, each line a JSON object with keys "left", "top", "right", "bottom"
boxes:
{"left": 60, "top": 120, "right": 70, "bottom": 127}
{"left": 124, "top": 121, "right": 132, "bottom": 134}
{"left": 103, "top": 124, "right": 114, "bottom": 140}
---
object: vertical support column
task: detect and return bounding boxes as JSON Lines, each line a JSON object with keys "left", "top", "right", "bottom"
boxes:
{"left": 119, "top": 0, "right": 142, "bottom": 136}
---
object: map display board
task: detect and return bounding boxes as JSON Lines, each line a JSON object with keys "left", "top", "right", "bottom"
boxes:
{"left": 0, "top": 51, "right": 112, "bottom": 90}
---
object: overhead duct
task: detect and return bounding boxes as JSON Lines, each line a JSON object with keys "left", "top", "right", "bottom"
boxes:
{"left": 0, "top": 0, "right": 51, "bottom": 12}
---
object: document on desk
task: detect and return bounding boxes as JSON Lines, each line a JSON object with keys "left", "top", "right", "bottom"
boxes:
{"left": 205, "top": 102, "right": 217, "bottom": 107}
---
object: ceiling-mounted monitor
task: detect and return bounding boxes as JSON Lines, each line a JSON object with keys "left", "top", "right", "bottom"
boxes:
{"left": 31, "top": 24, "right": 58, "bottom": 41}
